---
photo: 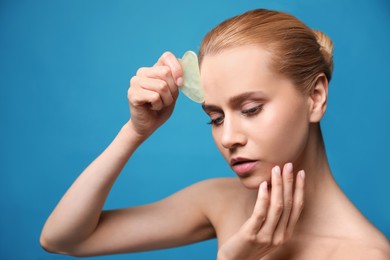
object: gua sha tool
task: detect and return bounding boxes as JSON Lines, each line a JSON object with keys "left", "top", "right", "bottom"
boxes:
{"left": 178, "top": 51, "right": 204, "bottom": 103}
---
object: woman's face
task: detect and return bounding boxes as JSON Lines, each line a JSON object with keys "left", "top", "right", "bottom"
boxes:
{"left": 200, "top": 46, "right": 311, "bottom": 189}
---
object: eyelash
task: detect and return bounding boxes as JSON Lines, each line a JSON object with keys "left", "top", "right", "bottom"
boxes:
{"left": 207, "top": 105, "right": 264, "bottom": 126}
{"left": 242, "top": 105, "right": 263, "bottom": 116}
{"left": 207, "top": 117, "right": 223, "bottom": 126}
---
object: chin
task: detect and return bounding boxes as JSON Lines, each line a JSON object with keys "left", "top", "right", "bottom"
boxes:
{"left": 238, "top": 174, "right": 269, "bottom": 190}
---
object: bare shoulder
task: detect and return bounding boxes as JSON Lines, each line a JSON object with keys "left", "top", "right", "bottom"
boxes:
{"left": 307, "top": 234, "right": 389, "bottom": 260}
{"left": 325, "top": 196, "right": 390, "bottom": 259}
{"left": 186, "top": 177, "right": 249, "bottom": 218}
{"left": 187, "top": 177, "right": 243, "bottom": 194}
{"left": 362, "top": 247, "right": 390, "bottom": 260}
{"left": 279, "top": 234, "right": 390, "bottom": 260}
{"left": 346, "top": 216, "right": 390, "bottom": 259}
{"left": 191, "top": 177, "right": 242, "bottom": 188}
{"left": 186, "top": 177, "right": 243, "bottom": 202}
{"left": 336, "top": 240, "right": 390, "bottom": 260}
{"left": 356, "top": 231, "right": 390, "bottom": 259}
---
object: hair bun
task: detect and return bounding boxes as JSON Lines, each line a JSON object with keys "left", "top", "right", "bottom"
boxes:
{"left": 312, "top": 30, "right": 334, "bottom": 76}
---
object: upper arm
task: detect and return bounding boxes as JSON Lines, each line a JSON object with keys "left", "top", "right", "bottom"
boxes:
{"left": 68, "top": 180, "right": 217, "bottom": 256}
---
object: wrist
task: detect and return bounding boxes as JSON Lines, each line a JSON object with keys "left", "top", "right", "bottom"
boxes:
{"left": 217, "top": 250, "right": 229, "bottom": 260}
{"left": 122, "top": 120, "right": 149, "bottom": 145}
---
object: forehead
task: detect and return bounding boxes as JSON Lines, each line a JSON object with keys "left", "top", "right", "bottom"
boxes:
{"left": 200, "top": 45, "right": 273, "bottom": 80}
{"left": 200, "top": 46, "right": 282, "bottom": 103}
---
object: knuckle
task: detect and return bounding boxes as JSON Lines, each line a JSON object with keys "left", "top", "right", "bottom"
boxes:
{"left": 127, "top": 88, "right": 138, "bottom": 104}
{"left": 260, "top": 194, "right": 270, "bottom": 203}
{"left": 257, "top": 235, "right": 272, "bottom": 246}
{"left": 285, "top": 173, "right": 294, "bottom": 183}
{"left": 127, "top": 90, "right": 137, "bottom": 105}
{"left": 162, "top": 51, "right": 173, "bottom": 59}
{"left": 127, "top": 85, "right": 135, "bottom": 101}
{"left": 275, "top": 178, "right": 283, "bottom": 186}
{"left": 157, "top": 81, "right": 169, "bottom": 92}
{"left": 275, "top": 202, "right": 284, "bottom": 215}
{"left": 273, "top": 237, "right": 284, "bottom": 247}
{"left": 127, "top": 88, "right": 133, "bottom": 99}
{"left": 243, "top": 233, "right": 257, "bottom": 244}
{"left": 136, "top": 67, "right": 147, "bottom": 76}
{"left": 159, "top": 66, "right": 171, "bottom": 77}
{"left": 273, "top": 234, "right": 287, "bottom": 246}
{"left": 298, "top": 201, "right": 305, "bottom": 211}
{"left": 129, "top": 76, "right": 138, "bottom": 86}
{"left": 150, "top": 92, "right": 160, "bottom": 103}
{"left": 254, "top": 212, "right": 266, "bottom": 223}
{"left": 284, "top": 199, "right": 293, "bottom": 210}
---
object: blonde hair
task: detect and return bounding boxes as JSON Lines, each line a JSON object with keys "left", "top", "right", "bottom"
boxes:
{"left": 199, "top": 9, "right": 334, "bottom": 94}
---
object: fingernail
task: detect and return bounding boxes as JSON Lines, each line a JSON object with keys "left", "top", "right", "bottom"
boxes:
{"left": 286, "top": 162, "right": 293, "bottom": 173}
{"left": 273, "top": 166, "right": 281, "bottom": 177}
{"left": 176, "top": 77, "right": 183, "bottom": 86}
{"left": 300, "top": 170, "right": 305, "bottom": 179}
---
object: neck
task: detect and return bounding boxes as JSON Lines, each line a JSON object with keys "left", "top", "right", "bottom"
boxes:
{"left": 293, "top": 123, "right": 346, "bottom": 236}
{"left": 295, "top": 124, "right": 332, "bottom": 197}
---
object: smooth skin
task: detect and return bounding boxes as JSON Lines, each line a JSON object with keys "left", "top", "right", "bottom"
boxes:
{"left": 40, "top": 47, "right": 390, "bottom": 259}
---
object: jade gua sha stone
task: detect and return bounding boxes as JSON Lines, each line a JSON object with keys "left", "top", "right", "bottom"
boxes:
{"left": 178, "top": 51, "right": 204, "bottom": 103}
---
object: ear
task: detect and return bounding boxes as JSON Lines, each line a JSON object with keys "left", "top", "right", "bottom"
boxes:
{"left": 309, "top": 73, "right": 328, "bottom": 123}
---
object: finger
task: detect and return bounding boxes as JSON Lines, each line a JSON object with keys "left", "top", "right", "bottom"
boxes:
{"left": 272, "top": 163, "right": 294, "bottom": 243}
{"left": 243, "top": 181, "right": 269, "bottom": 235}
{"left": 286, "top": 170, "right": 305, "bottom": 236}
{"left": 132, "top": 76, "right": 174, "bottom": 107}
{"left": 140, "top": 78, "right": 174, "bottom": 107}
{"left": 258, "top": 166, "right": 284, "bottom": 237}
{"left": 137, "top": 66, "right": 178, "bottom": 99}
{"left": 129, "top": 80, "right": 164, "bottom": 111}
{"left": 155, "top": 51, "right": 183, "bottom": 86}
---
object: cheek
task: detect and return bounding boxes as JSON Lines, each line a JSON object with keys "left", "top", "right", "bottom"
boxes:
{"left": 211, "top": 129, "right": 226, "bottom": 157}
{"left": 257, "top": 101, "right": 309, "bottom": 164}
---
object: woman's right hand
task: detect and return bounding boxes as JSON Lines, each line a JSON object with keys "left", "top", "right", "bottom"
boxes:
{"left": 127, "top": 52, "right": 183, "bottom": 140}
{"left": 41, "top": 52, "right": 186, "bottom": 256}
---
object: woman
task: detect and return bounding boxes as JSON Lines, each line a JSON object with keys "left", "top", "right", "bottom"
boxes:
{"left": 40, "top": 9, "right": 389, "bottom": 259}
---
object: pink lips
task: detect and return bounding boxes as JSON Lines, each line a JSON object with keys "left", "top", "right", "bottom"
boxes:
{"left": 230, "top": 158, "right": 258, "bottom": 177}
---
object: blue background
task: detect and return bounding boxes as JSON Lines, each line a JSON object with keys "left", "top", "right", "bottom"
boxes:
{"left": 0, "top": 0, "right": 389, "bottom": 259}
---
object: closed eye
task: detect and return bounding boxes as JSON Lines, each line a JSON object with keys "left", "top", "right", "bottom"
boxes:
{"left": 207, "top": 116, "right": 224, "bottom": 126}
{"left": 242, "top": 105, "right": 263, "bottom": 116}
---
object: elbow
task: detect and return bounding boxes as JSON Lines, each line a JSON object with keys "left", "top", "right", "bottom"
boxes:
{"left": 40, "top": 232, "right": 91, "bottom": 257}
{"left": 40, "top": 232, "right": 74, "bottom": 256}
{"left": 40, "top": 222, "right": 63, "bottom": 254}
{"left": 40, "top": 233, "right": 58, "bottom": 254}
{"left": 40, "top": 233, "right": 64, "bottom": 255}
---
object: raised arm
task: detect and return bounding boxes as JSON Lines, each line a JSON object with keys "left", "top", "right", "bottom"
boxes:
{"left": 40, "top": 52, "right": 215, "bottom": 256}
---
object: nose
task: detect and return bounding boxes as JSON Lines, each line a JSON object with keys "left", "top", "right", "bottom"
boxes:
{"left": 221, "top": 117, "right": 247, "bottom": 150}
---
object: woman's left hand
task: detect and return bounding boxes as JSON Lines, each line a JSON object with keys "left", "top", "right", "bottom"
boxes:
{"left": 217, "top": 163, "right": 305, "bottom": 260}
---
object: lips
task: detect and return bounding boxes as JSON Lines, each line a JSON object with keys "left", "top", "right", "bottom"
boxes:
{"left": 230, "top": 157, "right": 258, "bottom": 177}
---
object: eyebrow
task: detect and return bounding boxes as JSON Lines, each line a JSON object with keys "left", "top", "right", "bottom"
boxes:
{"left": 202, "top": 91, "right": 267, "bottom": 113}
